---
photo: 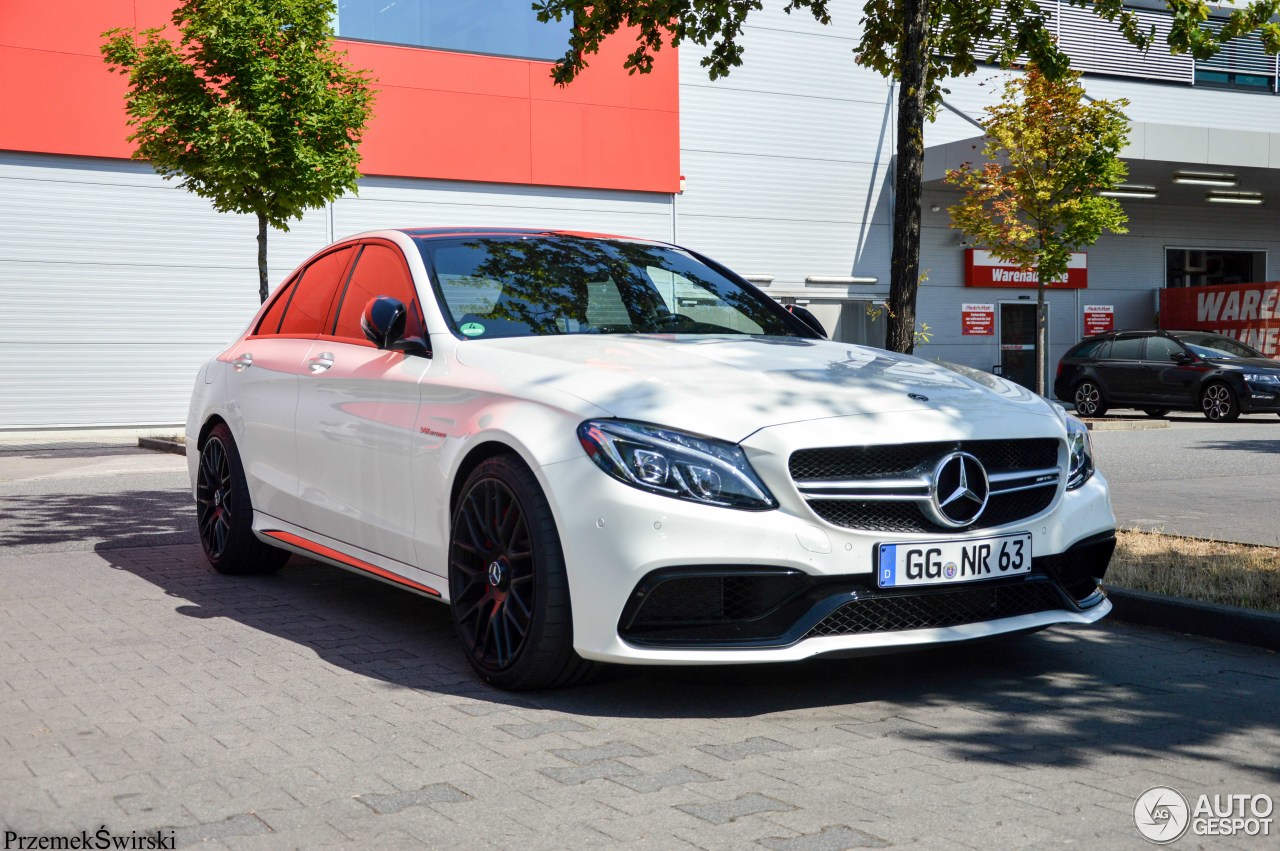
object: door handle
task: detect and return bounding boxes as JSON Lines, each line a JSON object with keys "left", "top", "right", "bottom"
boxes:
{"left": 232, "top": 353, "right": 253, "bottom": 371}
{"left": 306, "top": 352, "right": 335, "bottom": 373}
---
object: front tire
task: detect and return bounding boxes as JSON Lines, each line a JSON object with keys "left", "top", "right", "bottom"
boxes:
{"left": 1201, "top": 382, "right": 1240, "bottom": 422}
{"left": 1073, "top": 380, "right": 1108, "bottom": 417}
{"left": 448, "top": 455, "right": 595, "bottom": 690}
{"left": 195, "top": 423, "right": 288, "bottom": 575}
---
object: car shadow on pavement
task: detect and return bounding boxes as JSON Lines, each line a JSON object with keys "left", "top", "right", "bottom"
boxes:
{"left": 1193, "top": 439, "right": 1280, "bottom": 455}
{"left": 95, "top": 532, "right": 1280, "bottom": 783}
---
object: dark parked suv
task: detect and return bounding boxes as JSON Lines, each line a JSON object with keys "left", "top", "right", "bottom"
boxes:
{"left": 1054, "top": 330, "right": 1280, "bottom": 421}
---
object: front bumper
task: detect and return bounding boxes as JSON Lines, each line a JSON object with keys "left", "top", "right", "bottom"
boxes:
{"left": 539, "top": 444, "right": 1116, "bottom": 664}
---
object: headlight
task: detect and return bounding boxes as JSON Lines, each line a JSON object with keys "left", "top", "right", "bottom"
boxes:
{"left": 1065, "top": 415, "right": 1094, "bottom": 490}
{"left": 1244, "top": 372, "right": 1280, "bottom": 384}
{"left": 577, "top": 419, "right": 778, "bottom": 510}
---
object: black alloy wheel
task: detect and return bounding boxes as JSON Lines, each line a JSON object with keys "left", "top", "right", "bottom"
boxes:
{"left": 448, "top": 455, "right": 594, "bottom": 690}
{"left": 1201, "top": 382, "right": 1240, "bottom": 422}
{"left": 195, "top": 423, "right": 288, "bottom": 575}
{"left": 1073, "top": 380, "right": 1108, "bottom": 418}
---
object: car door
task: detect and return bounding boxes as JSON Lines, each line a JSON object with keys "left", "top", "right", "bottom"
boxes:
{"left": 1094, "top": 334, "right": 1146, "bottom": 403}
{"left": 1142, "top": 335, "right": 1200, "bottom": 406}
{"left": 293, "top": 241, "right": 433, "bottom": 565}
{"left": 222, "top": 246, "right": 355, "bottom": 523}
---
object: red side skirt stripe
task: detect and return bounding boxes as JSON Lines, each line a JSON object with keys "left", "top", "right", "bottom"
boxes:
{"left": 263, "top": 530, "right": 442, "bottom": 598}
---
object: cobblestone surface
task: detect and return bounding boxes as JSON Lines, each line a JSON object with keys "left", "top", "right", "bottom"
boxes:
{"left": 1, "top": 447, "right": 1278, "bottom": 848}
{"left": 1, "top": 540, "right": 1277, "bottom": 849}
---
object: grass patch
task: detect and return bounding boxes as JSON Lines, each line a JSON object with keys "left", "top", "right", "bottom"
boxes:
{"left": 1108, "top": 529, "right": 1280, "bottom": 613}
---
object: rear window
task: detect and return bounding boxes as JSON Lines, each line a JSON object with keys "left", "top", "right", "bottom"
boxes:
{"left": 1105, "top": 337, "right": 1144, "bottom": 360}
{"left": 278, "top": 247, "right": 356, "bottom": 336}
{"left": 1069, "top": 338, "right": 1108, "bottom": 359}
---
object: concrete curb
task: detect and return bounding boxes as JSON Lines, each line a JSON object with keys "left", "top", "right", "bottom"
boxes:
{"left": 1107, "top": 587, "right": 1280, "bottom": 651}
{"left": 137, "top": 437, "right": 187, "bottom": 456}
{"left": 1082, "top": 418, "right": 1169, "bottom": 431}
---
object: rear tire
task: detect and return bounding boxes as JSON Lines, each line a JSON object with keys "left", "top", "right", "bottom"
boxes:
{"left": 1073, "top": 381, "right": 1108, "bottom": 417}
{"left": 196, "top": 423, "right": 288, "bottom": 575}
{"left": 1200, "top": 382, "right": 1240, "bottom": 422}
{"left": 448, "top": 455, "right": 595, "bottom": 690}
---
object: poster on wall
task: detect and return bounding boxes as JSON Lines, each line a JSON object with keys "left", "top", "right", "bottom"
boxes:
{"left": 1083, "top": 305, "right": 1114, "bottom": 336}
{"left": 1160, "top": 282, "right": 1280, "bottom": 357}
{"left": 961, "top": 303, "right": 995, "bottom": 335}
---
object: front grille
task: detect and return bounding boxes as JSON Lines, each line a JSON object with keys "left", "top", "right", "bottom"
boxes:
{"left": 805, "top": 582, "right": 1065, "bottom": 637}
{"left": 790, "top": 439, "right": 1058, "bottom": 481}
{"left": 791, "top": 438, "right": 1061, "bottom": 533}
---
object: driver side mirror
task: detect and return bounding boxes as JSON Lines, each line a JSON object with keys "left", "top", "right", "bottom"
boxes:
{"left": 1172, "top": 350, "right": 1194, "bottom": 364}
{"left": 362, "top": 296, "right": 429, "bottom": 356}
{"left": 787, "top": 304, "right": 828, "bottom": 339}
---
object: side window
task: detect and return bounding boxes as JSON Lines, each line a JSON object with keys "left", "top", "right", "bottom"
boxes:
{"left": 278, "top": 247, "right": 356, "bottom": 336}
{"left": 1144, "top": 336, "right": 1185, "bottom": 362}
{"left": 1106, "top": 337, "right": 1144, "bottom": 360}
{"left": 255, "top": 277, "right": 297, "bottom": 336}
{"left": 1070, "top": 338, "right": 1106, "bottom": 359}
{"left": 331, "top": 244, "right": 425, "bottom": 341}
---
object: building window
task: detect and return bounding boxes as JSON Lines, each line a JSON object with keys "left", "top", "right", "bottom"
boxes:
{"left": 335, "top": 0, "right": 572, "bottom": 62}
{"left": 1166, "top": 249, "right": 1266, "bottom": 288}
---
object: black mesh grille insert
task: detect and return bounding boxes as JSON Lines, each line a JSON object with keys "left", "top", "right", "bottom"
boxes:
{"left": 627, "top": 573, "right": 809, "bottom": 628}
{"left": 807, "top": 485, "right": 1056, "bottom": 534}
{"left": 789, "top": 439, "right": 1059, "bottom": 481}
{"left": 805, "top": 582, "right": 1065, "bottom": 637}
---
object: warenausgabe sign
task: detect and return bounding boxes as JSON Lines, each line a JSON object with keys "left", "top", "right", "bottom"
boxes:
{"left": 964, "top": 249, "right": 1087, "bottom": 289}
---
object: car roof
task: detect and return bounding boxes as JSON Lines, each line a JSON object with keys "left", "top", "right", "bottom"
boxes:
{"left": 397, "top": 227, "right": 658, "bottom": 243}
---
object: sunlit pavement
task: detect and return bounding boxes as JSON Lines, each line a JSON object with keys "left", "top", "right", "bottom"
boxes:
{"left": 1, "top": 443, "right": 1278, "bottom": 849}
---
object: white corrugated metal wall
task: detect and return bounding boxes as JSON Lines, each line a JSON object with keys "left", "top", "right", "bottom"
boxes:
{"left": 0, "top": 153, "right": 675, "bottom": 429}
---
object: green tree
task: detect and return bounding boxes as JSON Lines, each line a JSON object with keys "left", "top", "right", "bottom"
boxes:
{"left": 533, "top": 0, "right": 1280, "bottom": 354}
{"left": 946, "top": 65, "right": 1130, "bottom": 396}
{"left": 102, "top": 0, "right": 374, "bottom": 302}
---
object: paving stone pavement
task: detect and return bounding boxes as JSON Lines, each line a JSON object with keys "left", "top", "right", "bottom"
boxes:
{"left": 1, "top": 448, "right": 1279, "bottom": 849}
{"left": 1, "top": 541, "right": 1277, "bottom": 850}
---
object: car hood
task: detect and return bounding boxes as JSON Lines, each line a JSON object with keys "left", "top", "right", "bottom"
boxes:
{"left": 451, "top": 335, "right": 1058, "bottom": 442}
{"left": 1203, "top": 356, "right": 1280, "bottom": 371}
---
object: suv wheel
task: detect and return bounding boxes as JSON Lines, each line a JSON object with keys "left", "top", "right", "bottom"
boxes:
{"left": 1073, "top": 381, "right": 1108, "bottom": 417}
{"left": 1201, "top": 382, "right": 1240, "bottom": 422}
{"left": 196, "top": 423, "right": 289, "bottom": 575}
{"left": 448, "top": 455, "right": 596, "bottom": 690}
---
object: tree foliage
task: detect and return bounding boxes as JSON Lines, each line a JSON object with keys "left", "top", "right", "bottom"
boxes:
{"left": 533, "top": 0, "right": 1280, "bottom": 353}
{"left": 946, "top": 65, "right": 1130, "bottom": 393}
{"left": 102, "top": 0, "right": 375, "bottom": 302}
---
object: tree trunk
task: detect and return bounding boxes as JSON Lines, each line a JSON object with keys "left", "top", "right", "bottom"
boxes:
{"left": 1036, "top": 279, "right": 1048, "bottom": 396}
{"left": 885, "top": 0, "right": 930, "bottom": 355}
{"left": 256, "top": 211, "right": 269, "bottom": 304}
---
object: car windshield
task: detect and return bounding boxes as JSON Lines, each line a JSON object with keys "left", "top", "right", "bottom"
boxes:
{"left": 415, "top": 236, "right": 803, "bottom": 339}
{"left": 1177, "top": 334, "right": 1265, "bottom": 359}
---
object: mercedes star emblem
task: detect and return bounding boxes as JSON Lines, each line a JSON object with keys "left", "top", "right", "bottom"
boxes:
{"left": 925, "top": 451, "right": 990, "bottom": 528}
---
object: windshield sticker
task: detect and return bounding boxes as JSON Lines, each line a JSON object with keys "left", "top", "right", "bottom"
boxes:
{"left": 460, "top": 322, "right": 486, "bottom": 337}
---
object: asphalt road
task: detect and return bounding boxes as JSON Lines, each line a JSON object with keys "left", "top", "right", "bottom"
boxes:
{"left": 1090, "top": 412, "right": 1280, "bottom": 545}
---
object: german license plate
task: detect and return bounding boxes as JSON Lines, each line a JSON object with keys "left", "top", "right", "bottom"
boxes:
{"left": 876, "top": 533, "right": 1032, "bottom": 588}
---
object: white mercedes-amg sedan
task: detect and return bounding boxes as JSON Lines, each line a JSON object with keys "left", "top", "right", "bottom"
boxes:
{"left": 187, "top": 228, "right": 1116, "bottom": 689}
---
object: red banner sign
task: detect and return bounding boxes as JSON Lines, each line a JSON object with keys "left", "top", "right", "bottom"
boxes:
{"left": 1083, "top": 304, "right": 1114, "bottom": 335}
{"left": 965, "top": 249, "right": 1087, "bottom": 289}
{"left": 1160, "top": 282, "right": 1280, "bottom": 357}
{"left": 961, "top": 303, "right": 995, "bottom": 335}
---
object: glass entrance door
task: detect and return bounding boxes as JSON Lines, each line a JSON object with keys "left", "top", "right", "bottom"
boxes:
{"left": 999, "top": 302, "right": 1043, "bottom": 390}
